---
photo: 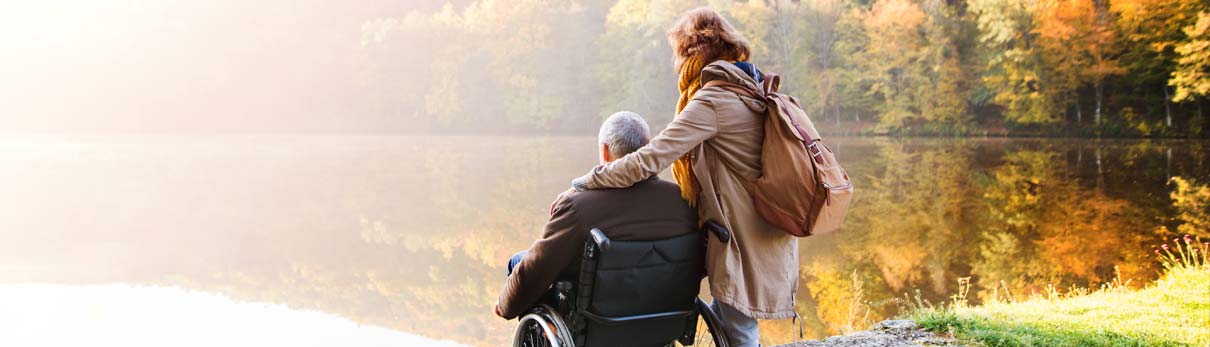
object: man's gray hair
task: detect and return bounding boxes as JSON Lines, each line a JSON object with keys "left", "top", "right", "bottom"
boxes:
{"left": 598, "top": 111, "right": 651, "bottom": 159}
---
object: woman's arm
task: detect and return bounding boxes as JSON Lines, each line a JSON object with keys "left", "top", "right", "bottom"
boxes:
{"left": 573, "top": 99, "right": 719, "bottom": 189}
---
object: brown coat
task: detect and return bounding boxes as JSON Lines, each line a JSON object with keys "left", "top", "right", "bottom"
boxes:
{"left": 574, "top": 61, "right": 798, "bottom": 319}
{"left": 496, "top": 177, "right": 697, "bottom": 320}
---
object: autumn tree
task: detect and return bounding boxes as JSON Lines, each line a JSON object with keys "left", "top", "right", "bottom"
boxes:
{"left": 919, "top": 0, "right": 972, "bottom": 126}
{"left": 1169, "top": 176, "right": 1210, "bottom": 238}
{"left": 1171, "top": 11, "right": 1210, "bottom": 103}
{"left": 1034, "top": 0, "right": 1091, "bottom": 124}
{"left": 970, "top": 0, "right": 1060, "bottom": 125}
{"left": 779, "top": 0, "right": 848, "bottom": 123}
{"left": 852, "top": 141, "right": 980, "bottom": 293}
{"left": 357, "top": 0, "right": 1209, "bottom": 136}
{"left": 1082, "top": 0, "right": 1126, "bottom": 126}
{"left": 1034, "top": 0, "right": 1124, "bottom": 125}
{"left": 1114, "top": 0, "right": 1208, "bottom": 129}
{"left": 976, "top": 149, "right": 1144, "bottom": 297}
{"left": 857, "top": 0, "right": 930, "bottom": 127}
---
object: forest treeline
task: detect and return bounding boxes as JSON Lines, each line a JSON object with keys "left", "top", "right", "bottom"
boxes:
{"left": 360, "top": 0, "right": 1210, "bottom": 137}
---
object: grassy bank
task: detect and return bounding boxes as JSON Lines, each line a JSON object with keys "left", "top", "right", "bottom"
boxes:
{"left": 912, "top": 237, "right": 1209, "bottom": 347}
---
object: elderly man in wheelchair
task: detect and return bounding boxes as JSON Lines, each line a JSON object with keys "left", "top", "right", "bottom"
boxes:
{"left": 494, "top": 112, "right": 731, "bottom": 347}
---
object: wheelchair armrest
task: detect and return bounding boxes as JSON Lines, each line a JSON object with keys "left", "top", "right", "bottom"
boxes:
{"left": 703, "top": 221, "right": 730, "bottom": 243}
{"left": 589, "top": 228, "right": 611, "bottom": 252}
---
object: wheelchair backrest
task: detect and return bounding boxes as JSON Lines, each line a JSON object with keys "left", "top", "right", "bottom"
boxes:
{"left": 574, "top": 229, "right": 704, "bottom": 347}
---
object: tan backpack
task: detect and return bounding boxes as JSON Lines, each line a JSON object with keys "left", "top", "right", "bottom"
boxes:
{"left": 704, "top": 74, "right": 853, "bottom": 237}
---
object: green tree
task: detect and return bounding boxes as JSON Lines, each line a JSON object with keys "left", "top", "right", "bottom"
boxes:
{"left": 360, "top": 8, "right": 450, "bottom": 130}
{"left": 730, "top": 0, "right": 784, "bottom": 73}
{"left": 832, "top": 6, "right": 878, "bottom": 125}
{"left": 970, "top": 0, "right": 1059, "bottom": 125}
{"left": 595, "top": 0, "right": 701, "bottom": 127}
{"left": 458, "top": 0, "right": 604, "bottom": 129}
{"left": 778, "top": 0, "right": 848, "bottom": 123}
{"left": 361, "top": 0, "right": 608, "bottom": 132}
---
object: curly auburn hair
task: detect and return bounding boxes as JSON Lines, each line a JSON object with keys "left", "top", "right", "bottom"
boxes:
{"left": 666, "top": 7, "right": 751, "bottom": 68}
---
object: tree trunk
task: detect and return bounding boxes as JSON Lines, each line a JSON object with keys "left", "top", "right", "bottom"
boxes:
{"left": 1076, "top": 147, "right": 1083, "bottom": 170}
{"left": 1201, "top": 98, "right": 1206, "bottom": 138}
{"left": 1163, "top": 85, "right": 1173, "bottom": 128}
{"left": 1076, "top": 93, "right": 1083, "bottom": 124}
{"left": 835, "top": 103, "right": 841, "bottom": 127}
{"left": 1094, "top": 83, "right": 1103, "bottom": 126}
{"left": 1166, "top": 147, "right": 1172, "bottom": 182}
{"left": 1096, "top": 146, "right": 1104, "bottom": 190}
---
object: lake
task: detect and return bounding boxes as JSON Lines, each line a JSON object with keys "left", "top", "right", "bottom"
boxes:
{"left": 1, "top": 135, "right": 1206, "bottom": 346}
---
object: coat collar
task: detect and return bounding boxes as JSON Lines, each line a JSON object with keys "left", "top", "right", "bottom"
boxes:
{"left": 700, "top": 60, "right": 767, "bottom": 113}
{"left": 701, "top": 60, "right": 762, "bottom": 92}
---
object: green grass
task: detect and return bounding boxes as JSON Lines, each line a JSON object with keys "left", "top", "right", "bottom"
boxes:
{"left": 913, "top": 239, "right": 1210, "bottom": 347}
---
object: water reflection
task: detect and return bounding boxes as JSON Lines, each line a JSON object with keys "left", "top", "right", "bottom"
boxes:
{"left": 0, "top": 136, "right": 1206, "bottom": 346}
{"left": 0, "top": 284, "right": 467, "bottom": 347}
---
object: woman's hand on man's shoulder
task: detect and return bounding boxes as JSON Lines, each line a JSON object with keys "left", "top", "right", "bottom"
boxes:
{"left": 571, "top": 175, "right": 591, "bottom": 192}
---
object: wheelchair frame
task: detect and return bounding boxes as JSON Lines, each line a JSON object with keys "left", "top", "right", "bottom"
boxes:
{"left": 512, "top": 223, "right": 733, "bottom": 347}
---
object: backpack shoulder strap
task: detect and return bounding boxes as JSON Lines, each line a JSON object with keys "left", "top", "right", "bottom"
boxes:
{"left": 703, "top": 80, "right": 763, "bottom": 100}
{"left": 703, "top": 78, "right": 818, "bottom": 143}
{"left": 702, "top": 72, "right": 780, "bottom": 92}
{"left": 762, "top": 73, "right": 781, "bottom": 94}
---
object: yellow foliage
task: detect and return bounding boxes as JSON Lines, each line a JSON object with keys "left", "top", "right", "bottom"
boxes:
{"left": 1172, "top": 11, "right": 1210, "bottom": 101}
{"left": 1170, "top": 176, "right": 1210, "bottom": 237}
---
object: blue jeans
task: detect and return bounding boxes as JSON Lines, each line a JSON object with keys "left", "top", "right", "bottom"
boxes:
{"left": 711, "top": 300, "right": 760, "bottom": 347}
{"left": 506, "top": 250, "right": 527, "bottom": 277}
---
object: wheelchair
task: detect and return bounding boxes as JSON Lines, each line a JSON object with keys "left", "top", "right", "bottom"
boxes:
{"left": 512, "top": 223, "right": 733, "bottom": 347}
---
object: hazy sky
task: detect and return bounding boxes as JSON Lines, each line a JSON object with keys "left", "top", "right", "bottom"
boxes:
{"left": 0, "top": 1, "right": 450, "bottom": 134}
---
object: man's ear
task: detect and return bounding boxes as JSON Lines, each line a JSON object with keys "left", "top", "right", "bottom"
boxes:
{"left": 600, "top": 143, "right": 613, "bottom": 163}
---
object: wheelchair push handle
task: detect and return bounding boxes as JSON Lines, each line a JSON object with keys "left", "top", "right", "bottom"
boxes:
{"left": 589, "top": 228, "right": 611, "bottom": 252}
{"left": 703, "top": 221, "right": 730, "bottom": 243}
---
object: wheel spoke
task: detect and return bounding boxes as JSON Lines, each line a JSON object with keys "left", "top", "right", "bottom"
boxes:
{"left": 677, "top": 316, "right": 717, "bottom": 347}
{"left": 520, "top": 320, "right": 552, "bottom": 347}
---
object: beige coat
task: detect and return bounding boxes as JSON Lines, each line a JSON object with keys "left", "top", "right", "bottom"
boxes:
{"left": 574, "top": 61, "right": 797, "bottom": 319}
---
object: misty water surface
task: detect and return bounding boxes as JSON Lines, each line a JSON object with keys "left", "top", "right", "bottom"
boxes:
{"left": 0, "top": 135, "right": 1206, "bottom": 346}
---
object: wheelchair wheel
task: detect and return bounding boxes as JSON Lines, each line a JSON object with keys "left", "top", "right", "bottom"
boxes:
{"left": 513, "top": 305, "right": 573, "bottom": 347}
{"left": 678, "top": 299, "right": 730, "bottom": 347}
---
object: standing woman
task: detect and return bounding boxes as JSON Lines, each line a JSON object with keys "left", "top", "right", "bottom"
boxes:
{"left": 572, "top": 7, "right": 797, "bottom": 347}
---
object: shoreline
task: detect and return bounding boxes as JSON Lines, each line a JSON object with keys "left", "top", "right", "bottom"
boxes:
{"left": 772, "top": 320, "right": 966, "bottom": 347}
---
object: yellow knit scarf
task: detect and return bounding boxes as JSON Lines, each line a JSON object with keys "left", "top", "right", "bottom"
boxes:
{"left": 673, "top": 55, "right": 707, "bottom": 206}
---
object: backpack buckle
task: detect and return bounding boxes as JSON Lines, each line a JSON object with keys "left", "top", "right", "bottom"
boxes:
{"left": 807, "top": 141, "right": 824, "bottom": 158}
